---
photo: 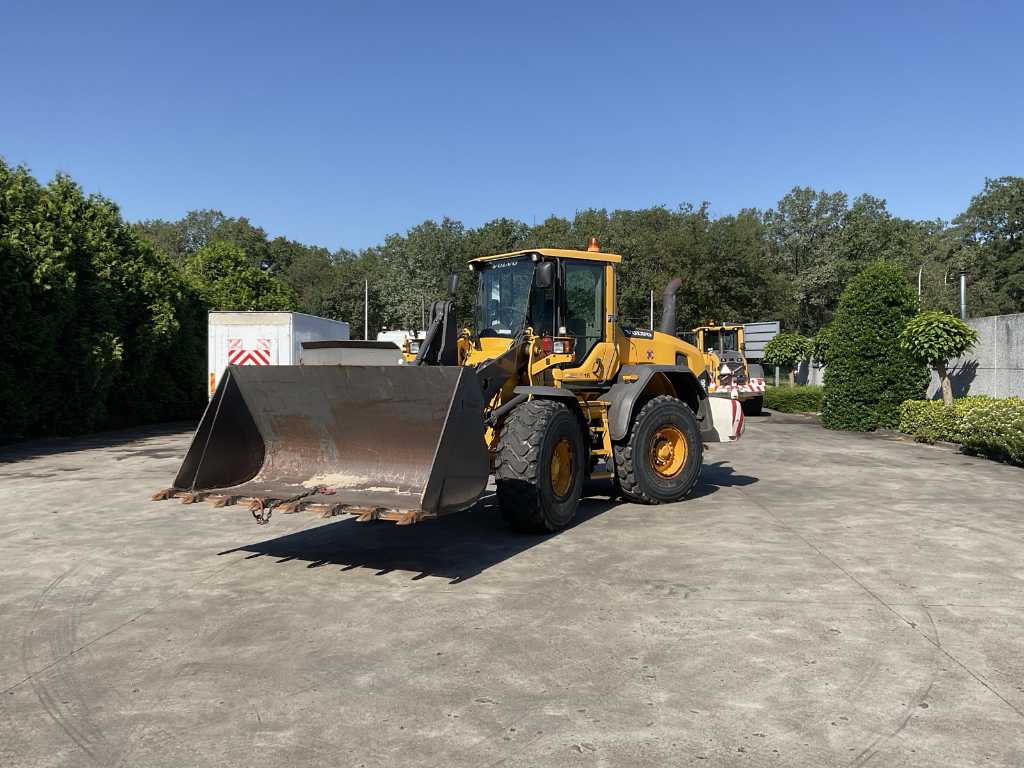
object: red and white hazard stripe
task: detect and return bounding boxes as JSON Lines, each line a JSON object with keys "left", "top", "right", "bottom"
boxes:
{"left": 227, "top": 338, "right": 272, "bottom": 366}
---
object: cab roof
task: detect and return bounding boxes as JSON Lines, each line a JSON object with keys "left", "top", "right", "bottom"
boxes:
{"left": 469, "top": 248, "right": 622, "bottom": 265}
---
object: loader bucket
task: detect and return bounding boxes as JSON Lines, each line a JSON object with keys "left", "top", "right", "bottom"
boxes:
{"left": 165, "top": 364, "right": 489, "bottom": 519}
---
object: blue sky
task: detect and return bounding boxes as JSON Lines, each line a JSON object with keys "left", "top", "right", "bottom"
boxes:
{"left": 3, "top": 1, "right": 1021, "bottom": 250}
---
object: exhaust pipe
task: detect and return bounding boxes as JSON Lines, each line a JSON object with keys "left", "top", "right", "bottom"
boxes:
{"left": 659, "top": 278, "right": 683, "bottom": 335}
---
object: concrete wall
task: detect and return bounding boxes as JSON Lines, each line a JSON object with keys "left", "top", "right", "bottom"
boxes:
{"left": 927, "top": 313, "right": 1024, "bottom": 399}
{"left": 774, "top": 313, "right": 1022, "bottom": 397}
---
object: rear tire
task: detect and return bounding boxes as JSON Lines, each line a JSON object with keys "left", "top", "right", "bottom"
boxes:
{"left": 742, "top": 396, "right": 763, "bottom": 416}
{"left": 613, "top": 395, "right": 702, "bottom": 504}
{"left": 496, "top": 400, "right": 585, "bottom": 532}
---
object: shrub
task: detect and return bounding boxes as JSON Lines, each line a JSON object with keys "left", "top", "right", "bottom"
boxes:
{"left": 899, "top": 397, "right": 1024, "bottom": 465}
{"left": 961, "top": 398, "right": 1024, "bottom": 464}
{"left": 764, "top": 385, "right": 823, "bottom": 413}
{"left": 762, "top": 333, "right": 813, "bottom": 385}
{"left": 821, "top": 261, "right": 929, "bottom": 431}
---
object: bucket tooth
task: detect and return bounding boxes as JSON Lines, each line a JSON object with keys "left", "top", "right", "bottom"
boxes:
{"left": 354, "top": 507, "right": 389, "bottom": 522}
{"left": 151, "top": 488, "right": 177, "bottom": 501}
{"left": 310, "top": 502, "right": 350, "bottom": 519}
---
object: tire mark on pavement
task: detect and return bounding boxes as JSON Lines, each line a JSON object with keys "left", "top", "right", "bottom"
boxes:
{"left": 20, "top": 565, "right": 114, "bottom": 764}
{"left": 850, "top": 677, "right": 935, "bottom": 768}
{"left": 743, "top": 489, "right": 1024, "bottom": 721}
{"left": 3, "top": 553, "right": 253, "bottom": 697}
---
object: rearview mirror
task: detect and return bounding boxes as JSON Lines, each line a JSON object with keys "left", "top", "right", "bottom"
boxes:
{"left": 534, "top": 261, "right": 555, "bottom": 290}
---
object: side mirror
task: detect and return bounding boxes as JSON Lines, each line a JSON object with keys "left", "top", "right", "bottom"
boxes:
{"left": 447, "top": 272, "right": 459, "bottom": 297}
{"left": 534, "top": 261, "right": 555, "bottom": 289}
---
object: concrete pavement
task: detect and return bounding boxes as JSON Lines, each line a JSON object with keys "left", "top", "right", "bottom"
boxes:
{"left": 0, "top": 413, "right": 1022, "bottom": 767}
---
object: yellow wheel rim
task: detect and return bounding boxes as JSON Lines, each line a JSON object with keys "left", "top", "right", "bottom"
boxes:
{"left": 650, "top": 426, "right": 687, "bottom": 478}
{"left": 550, "top": 437, "right": 574, "bottom": 497}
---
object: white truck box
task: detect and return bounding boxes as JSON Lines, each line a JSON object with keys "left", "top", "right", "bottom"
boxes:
{"left": 207, "top": 311, "right": 350, "bottom": 398}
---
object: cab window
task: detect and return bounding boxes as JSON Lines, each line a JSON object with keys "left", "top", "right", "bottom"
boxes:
{"left": 530, "top": 281, "right": 555, "bottom": 337}
{"left": 562, "top": 261, "right": 604, "bottom": 362}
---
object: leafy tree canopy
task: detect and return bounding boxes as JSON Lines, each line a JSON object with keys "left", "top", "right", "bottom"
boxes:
{"left": 183, "top": 241, "right": 297, "bottom": 312}
{"left": 762, "top": 333, "right": 813, "bottom": 368}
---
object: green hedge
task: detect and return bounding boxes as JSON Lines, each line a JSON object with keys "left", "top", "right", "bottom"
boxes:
{"left": 898, "top": 397, "right": 1024, "bottom": 464}
{"left": 1, "top": 159, "right": 297, "bottom": 441}
{"left": 764, "top": 385, "right": 824, "bottom": 413}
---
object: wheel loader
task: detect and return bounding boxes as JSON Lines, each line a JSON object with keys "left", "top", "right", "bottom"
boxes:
{"left": 693, "top": 322, "right": 766, "bottom": 417}
{"left": 154, "top": 240, "right": 744, "bottom": 532}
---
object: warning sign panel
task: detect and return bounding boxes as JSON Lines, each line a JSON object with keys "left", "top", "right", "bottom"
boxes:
{"left": 227, "top": 337, "right": 271, "bottom": 366}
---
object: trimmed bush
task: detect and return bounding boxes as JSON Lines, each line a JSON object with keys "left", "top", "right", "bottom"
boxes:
{"left": 821, "top": 261, "right": 929, "bottom": 431}
{"left": 762, "top": 333, "right": 813, "bottom": 385}
{"left": 961, "top": 399, "right": 1024, "bottom": 464}
{"left": 898, "top": 397, "right": 1024, "bottom": 464}
{"left": 764, "top": 385, "right": 823, "bottom": 413}
{"left": 899, "top": 311, "right": 978, "bottom": 407}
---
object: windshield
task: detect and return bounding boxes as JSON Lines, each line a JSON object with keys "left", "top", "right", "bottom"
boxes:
{"left": 704, "top": 329, "right": 739, "bottom": 354}
{"left": 475, "top": 257, "right": 534, "bottom": 337}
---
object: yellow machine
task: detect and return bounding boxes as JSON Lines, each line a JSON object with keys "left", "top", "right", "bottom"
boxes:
{"left": 694, "top": 322, "right": 766, "bottom": 416}
{"left": 155, "top": 240, "right": 744, "bottom": 532}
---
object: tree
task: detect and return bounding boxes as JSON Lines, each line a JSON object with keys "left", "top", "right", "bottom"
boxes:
{"left": 762, "top": 333, "right": 813, "bottom": 386}
{"left": 899, "top": 311, "right": 979, "bottom": 407}
{"left": 134, "top": 209, "right": 271, "bottom": 267}
{"left": 183, "top": 241, "right": 297, "bottom": 311}
{"left": 375, "top": 218, "right": 471, "bottom": 331}
{"left": 950, "top": 176, "right": 1024, "bottom": 316}
{"left": 763, "top": 188, "right": 920, "bottom": 334}
{"left": 821, "top": 261, "right": 929, "bottom": 431}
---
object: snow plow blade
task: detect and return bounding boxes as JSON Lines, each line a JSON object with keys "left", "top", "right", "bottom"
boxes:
{"left": 156, "top": 365, "right": 489, "bottom": 523}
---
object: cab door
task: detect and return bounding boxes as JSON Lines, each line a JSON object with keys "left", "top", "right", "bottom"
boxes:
{"left": 560, "top": 259, "right": 605, "bottom": 364}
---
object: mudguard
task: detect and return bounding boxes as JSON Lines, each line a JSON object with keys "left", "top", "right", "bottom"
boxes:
{"left": 604, "top": 365, "right": 707, "bottom": 441}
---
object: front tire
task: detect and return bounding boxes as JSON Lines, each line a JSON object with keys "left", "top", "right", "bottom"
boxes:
{"left": 614, "top": 396, "right": 702, "bottom": 504}
{"left": 742, "top": 396, "right": 763, "bottom": 416}
{"left": 496, "top": 400, "right": 585, "bottom": 532}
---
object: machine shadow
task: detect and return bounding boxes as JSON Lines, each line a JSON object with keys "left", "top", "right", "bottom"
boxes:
{"left": 220, "top": 461, "right": 759, "bottom": 581}
{"left": 689, "top": 460, "right": 759, "bottom": 498}
{"left": 220, "top": 492, "right": 620, "bottom": 583}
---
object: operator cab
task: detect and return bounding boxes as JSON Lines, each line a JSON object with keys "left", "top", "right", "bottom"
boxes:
{"left": 700, "top": 326, "right": 741, "bottom": 356}
{"left": 471, "top": 249, "right": 617, "bottom": 365}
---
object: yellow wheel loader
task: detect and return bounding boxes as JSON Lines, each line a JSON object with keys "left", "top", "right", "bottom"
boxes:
{"left": 693, "top": 322, "right": 766, "bottom": 417}
{"left": 154, "top": 241, "right": 744, "bottom": 532}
